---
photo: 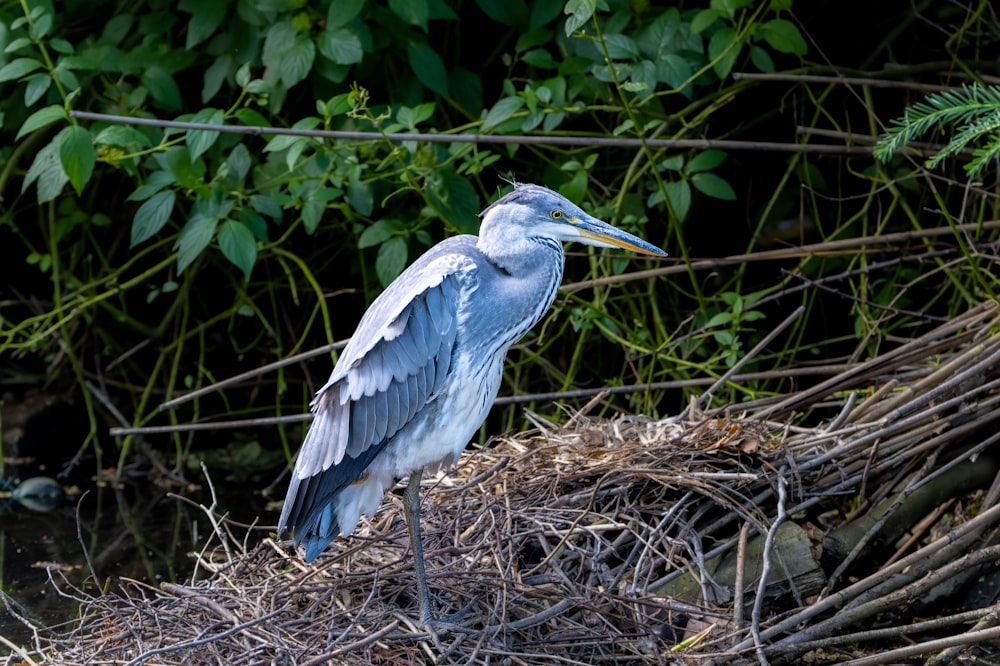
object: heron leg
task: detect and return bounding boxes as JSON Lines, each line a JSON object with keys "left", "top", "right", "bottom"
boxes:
{"left": 403, "top": 468, "right": 434, "bottom": 626}
{"left": 402, "top": 469, "right": 480, "bottom": 638}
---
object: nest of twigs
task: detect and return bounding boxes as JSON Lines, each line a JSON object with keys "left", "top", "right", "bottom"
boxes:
{"left": 6, "top": 302, "right": 1000, "bottom": 665}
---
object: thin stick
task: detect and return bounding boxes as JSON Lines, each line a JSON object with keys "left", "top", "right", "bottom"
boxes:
{"left": 69, "top": 110, "right": 874, "bottom": 154}
{"left": 158, "top": 339, "right": 346, "bottom": 412}
{"left": 751, "top": 475, "right": 787, "bottom": 666}
{"left": 696, "top": 306, "right": 805, "bottom": 412}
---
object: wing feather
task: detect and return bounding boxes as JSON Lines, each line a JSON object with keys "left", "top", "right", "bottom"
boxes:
{"left": 277, "top": 246, "right": 479, "bottom": 560}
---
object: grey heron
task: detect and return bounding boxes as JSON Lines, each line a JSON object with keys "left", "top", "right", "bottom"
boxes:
{"left": 277, "top": 183, "right": 666, "bottom": 627}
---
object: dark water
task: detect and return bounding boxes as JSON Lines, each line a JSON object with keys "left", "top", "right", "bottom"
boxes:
{"left": 0, "top": 469, "right": 271, "bottom": 655}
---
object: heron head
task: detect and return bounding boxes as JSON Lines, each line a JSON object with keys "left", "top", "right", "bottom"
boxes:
{"left": 478, "top": 183, "right": 667, "bottom": 258}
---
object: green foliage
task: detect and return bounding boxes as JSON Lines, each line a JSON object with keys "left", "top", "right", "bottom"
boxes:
{"left": 875, "top": 83, "right": 1000, "bottom": 179}
{"left": 0, "top": 0, "right": 829, "bottom": 472}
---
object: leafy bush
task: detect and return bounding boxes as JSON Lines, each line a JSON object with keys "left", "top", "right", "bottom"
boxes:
{"left": 6, "top": 0, "right": 908, "bottom": 473}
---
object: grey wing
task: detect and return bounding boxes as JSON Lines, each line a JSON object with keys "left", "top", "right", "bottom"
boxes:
{"left": 276, "top": 261, "right": 471, "bottom": 552}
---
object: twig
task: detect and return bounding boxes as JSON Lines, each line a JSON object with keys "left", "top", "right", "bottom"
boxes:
{"left": 838, "top": 624, "right": 1000, "bottom": 666}
{"left": 0, "top": 630, "right": 40, "bottom": 666}
{"left": 157, "top": 340, "right": 346, "bottom": 412}
{"left": 69, "top": 110, "right": 875, "bottom": 154}
{"left": 927, "top": 602, "right": 1000, "bottom": 665}
{"left": 122, "top": 609, "right": 284, "bottom": 666}
{"left": 750, "top": 474, "right": 787, "bottom": 666}
{"left": 695, "top": 306, "right": 805, "bottom": 412}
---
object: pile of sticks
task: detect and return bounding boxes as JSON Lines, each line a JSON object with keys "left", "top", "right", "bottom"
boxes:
{"left": 4, "top": 302, "right": 1000, "bottom": 665}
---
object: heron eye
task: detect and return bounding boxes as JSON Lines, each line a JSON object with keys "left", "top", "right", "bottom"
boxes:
{"left": 551, "top": 210, "right": 563, "bottom": 219}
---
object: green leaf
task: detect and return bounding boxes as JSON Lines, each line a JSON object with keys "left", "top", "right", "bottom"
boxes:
{"left": 22, "top": 127, "right": 70, "bottom": 203}
{"left": 318, "top": 26, "right": 364, "bottom": 65}
{"left": 691, "top": 172, "right": 737, "bottom": 200}
{"left": 175, "top": 214, "right": 218, "bottom": 274}
{"left": 530, "top": 0, "right": 562, "bottom": 29}
{"left": 558, "top": 170, "right": 588, "bottom": 204}
{"left": 407, "top": 41, "right": 448, "bottom": 97}
{"left": 758, "top": 19, "right": 807, "bottom": 55}
{"left": 656, "top": 54, "right": 693, "bottom": 91}
{"left": 397, "top": 102, "right": 436, "bottom": 129}
{"left": 59, "top": 125, "right": 95, "bottom": 196}
{"left": 603, "top": 34, "right": 640, "bottom": 59}
{"left": 347, "top": 177, "right": 373, "bottom": 216}
{"left": 359, "top": 218, "right": 405, "bottom": 248}
{"left": 706, "top": 311, "right": 733, "bottom": 328}
{"left": 664, "top": 180, "right": 691, "bottom": 221}
{"left": 328, "top": 0, "right": 365, "bottom": 27}
{"left": 142, "top": 66, "right": 182, "bottom": 111}
{"left": 157, "top": 145, "right": 206, "bottom": 188}
{"left": 16, "top": 104, "right": 67, "bottom": 141}
{"left": 279, "top": 37, "right": 316, "bottom": 87}
{"left": 302, "top": 197, "right": 324, "bottom": 234}
{"left": 564, "top": 0, "right": 596, "bottom": 36}
{"left": 226, "top": 143, "right": 252, "bottom": 183}
{"left": 127, "top": 171, "right": 176, "bottom": 202}
{"left": 477, "top": 0, "right": 530, "bottom": 28}
{"left": 685, "top": 150, "right": 727, "bottom": 174}
{"left": 240, "top": 209, "right": 269, "bottom": 241}
{"left": 264, "top": 117, "right": 320, "bottom": 153}
{"left": 427, "top": 172, "right": 479, "bottom": 233}
{"left": 4, "top": 37, "right": 33, "bottom": 54}
{"left": 522, "top": 49, "right": 558, "bottom": 69}
{"left": 96, "top": 125, "right": 153, "bottom": 150}
{"left": 482, "top": 96, "right": 524, "bottom": 131}
{"left": 29, "top": 11, "right": 53, "bottom": 39}
{"left": 690, "top": 8, "right": 720, "bottom": 34}
{"left": 0, "top": 57, "right": 44, "bottom": 83}
{"left": 24, "top": 73, "right": 51, "bottom": 106}
{"left": 376, "top": 236, "right": 408, "bottom": 287}
{"left": 187, "top": 107, "right": 224, "bottom": 162}
{"left": 708, "top": 26, "right": 740, "bottom": 80}
{"left": 251, "top": 194, "right": 284, "bottom": 220}
{"left": 203, "top": 53, "right": 232, "bottom": 102}
{"left": 218, "top": 220, "right": 257, "bottom": 280}
{"left": 180, "top": 0, "right": 227, "bottom": 48}
{"left": 131, "top": 190, "right": 176, "bottom": 247}
{"left": 389, "top": 0, "right": 429, "bottom": 31}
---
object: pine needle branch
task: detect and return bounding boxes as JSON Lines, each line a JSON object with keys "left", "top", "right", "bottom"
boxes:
{"left": 874, "top": 83, "right": 1000, "bottom": 177}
